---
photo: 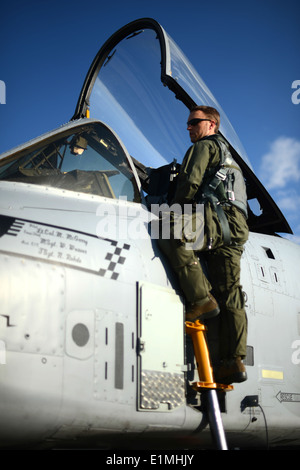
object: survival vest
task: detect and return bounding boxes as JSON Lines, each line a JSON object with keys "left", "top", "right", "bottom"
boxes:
{"left": 197, "top": 135, "right": 248, "bottom": 245}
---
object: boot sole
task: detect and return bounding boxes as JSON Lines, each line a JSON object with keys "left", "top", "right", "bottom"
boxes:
{"left": 186, "top": 306, "right": 220, "bottom": 323}
{"left": 219, "top": 371, "right": 248, "bottom": 385}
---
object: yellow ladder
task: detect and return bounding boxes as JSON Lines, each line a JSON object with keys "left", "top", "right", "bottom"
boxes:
{"left": 185, "top": 320, "right": 233, "bottom": 450}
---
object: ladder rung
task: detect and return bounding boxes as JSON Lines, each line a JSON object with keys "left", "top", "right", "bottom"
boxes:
{"left": 191, "top": 381, "right": 233, "bottom": 392}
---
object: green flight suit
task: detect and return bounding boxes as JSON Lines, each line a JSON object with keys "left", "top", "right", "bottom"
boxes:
{"left": 158, "top": 135, "right": 249, "bottom": 360}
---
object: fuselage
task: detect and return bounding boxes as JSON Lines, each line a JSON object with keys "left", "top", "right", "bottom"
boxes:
{"left": 0, "top": 172, "right": 299, "bottom": 450}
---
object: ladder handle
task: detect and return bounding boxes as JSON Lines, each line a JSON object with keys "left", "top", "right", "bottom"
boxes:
{"left": 185, "top": 320, "right": 214, "bottom": 383}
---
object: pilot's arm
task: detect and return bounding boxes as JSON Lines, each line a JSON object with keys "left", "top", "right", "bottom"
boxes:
{"left": 172, "top": 139, "right": 219, "bottom": 205}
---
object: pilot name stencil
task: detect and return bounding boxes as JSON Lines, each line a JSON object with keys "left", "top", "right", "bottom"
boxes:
{"left": 23, "top": 223, "right": 88, "bottom": 262}
{"left": 0, "top": 215, "right": 130, "bottom": 279}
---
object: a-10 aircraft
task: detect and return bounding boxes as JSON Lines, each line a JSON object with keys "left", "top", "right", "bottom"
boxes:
{"left": 0, "top": 18, "right": 300, "bottom": 451}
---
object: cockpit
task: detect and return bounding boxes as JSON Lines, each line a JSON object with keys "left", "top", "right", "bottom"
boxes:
{"left": 0, "top": 122, "right": 141, "bottom": 203}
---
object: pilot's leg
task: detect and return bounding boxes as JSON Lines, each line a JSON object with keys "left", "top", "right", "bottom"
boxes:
{"left": 158, "top": 220, "right": 219, "bottom": 322}
{"left": 205, "top": 244, "right": 248, "bottom": 383}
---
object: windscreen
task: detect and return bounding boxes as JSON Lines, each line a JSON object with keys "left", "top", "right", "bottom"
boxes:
{"left": 0, "top": 122, "right": 141, "bottom": 202}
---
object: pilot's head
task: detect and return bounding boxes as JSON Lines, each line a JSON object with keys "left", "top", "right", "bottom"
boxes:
{"left": 70, "top": 136, "right": 88, "bottom": 155}
{"left": 187, "top": 105, "right": 220, "bottom": 143}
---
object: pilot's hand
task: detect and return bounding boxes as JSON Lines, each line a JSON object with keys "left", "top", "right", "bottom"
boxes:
{"left": 145, "top": 194, "right": 168, "bottom": 209}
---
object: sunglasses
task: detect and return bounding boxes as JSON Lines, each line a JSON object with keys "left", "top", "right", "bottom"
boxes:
{"left": 187, "top": 118, "right": 212, "bottom": 127}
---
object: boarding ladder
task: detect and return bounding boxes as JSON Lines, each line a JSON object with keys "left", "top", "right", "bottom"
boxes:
{"left": 185, "top": 320, "right": 233, "bottom": 450}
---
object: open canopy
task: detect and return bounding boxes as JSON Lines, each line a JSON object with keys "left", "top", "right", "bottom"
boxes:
{"left": 72, "top": 18, "right": 292, "bottom": 235}
{"left": 73, "top": 19, "right": 250, "bottom": 169}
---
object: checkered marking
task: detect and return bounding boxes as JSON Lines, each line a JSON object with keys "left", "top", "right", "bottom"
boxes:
{"left": 99, "top": 241, "right": 130, "bottom": 280}
{"left": 0, "top": 216, "right": 25, "bottom": 238}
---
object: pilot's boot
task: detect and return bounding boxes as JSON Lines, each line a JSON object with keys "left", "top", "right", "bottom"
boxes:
{"left": 186, "top": 295, "right": 220, "bottom": 322}
{"left": 214, "top": 357, "right": 247, "bottom": 384}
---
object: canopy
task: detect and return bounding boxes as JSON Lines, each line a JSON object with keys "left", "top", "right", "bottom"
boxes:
{"left": 72, "top": 18, "right": 292, "bottom": 235}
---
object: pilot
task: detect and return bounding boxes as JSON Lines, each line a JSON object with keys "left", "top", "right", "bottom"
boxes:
{"left": 158, "top": 105, "right": 249, "bottom": 385}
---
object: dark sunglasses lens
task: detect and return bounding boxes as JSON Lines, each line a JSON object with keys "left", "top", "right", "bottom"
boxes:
{"left": 187, "top": 119, "right": 201, "bottom": 126}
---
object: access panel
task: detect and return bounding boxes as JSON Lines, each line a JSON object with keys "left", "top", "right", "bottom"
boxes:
{"left": 137, "top": 281, "right": 186, "bottom": 411}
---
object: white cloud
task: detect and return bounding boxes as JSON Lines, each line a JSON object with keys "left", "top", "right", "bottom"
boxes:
{"left": 276, "top": 189, "right": 300, "bottom": 212}
{"left": 285, "top": 232, "right": 300, "bottom": 246}
{"left": 259, "top": 136, "right": 300, "bottom": 190}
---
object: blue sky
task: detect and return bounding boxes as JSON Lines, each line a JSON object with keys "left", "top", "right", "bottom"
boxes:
{"left": 1, "top": 0, "right": 299, "bottom": 242}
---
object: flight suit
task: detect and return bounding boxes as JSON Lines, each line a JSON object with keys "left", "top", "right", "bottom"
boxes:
{"left": 158, "top": 135, "right": 249, "bottom": 360}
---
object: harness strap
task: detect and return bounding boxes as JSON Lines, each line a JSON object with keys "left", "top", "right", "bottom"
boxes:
{"left": 206, "top": 192, "right": 231, "bottom": 246}
{"left": 200, "top": 139, "right": 232, "bottom": 245}
{"left": 215, "top": 204, "right": 231, "bottom": 246}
